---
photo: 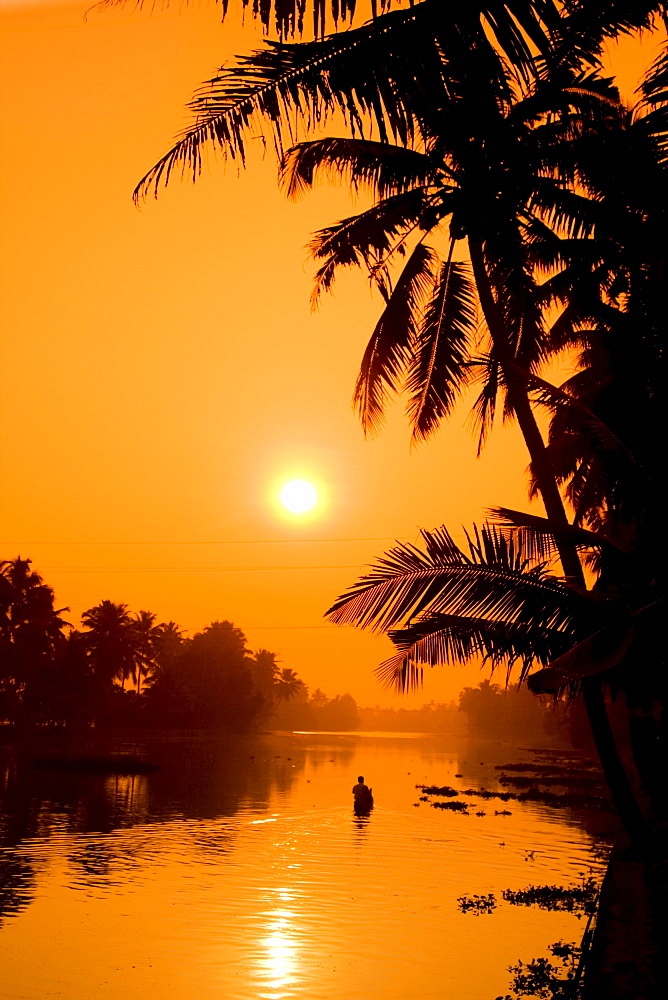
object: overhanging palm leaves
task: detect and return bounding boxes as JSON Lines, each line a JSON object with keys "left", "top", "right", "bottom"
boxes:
{"left": 99, "top": 0, "right": 374, "bottom": 40}
{"left": 134, "top": 1, "right": 584, "bottom": 201}
{"left": 134, "top": 4, "right": 445, "bottom": 199}
{"left": 99, "top": 0, "right": 668, "bottom": 49}
{"left": 382, "top": 613, "right": 573, "bottom": 692}
{"left": 274, "top": 49, "right": 623, "bottom": 480}
{"left": 352, "top": 241, "right": 440, "bottom": 433}
{"left": 326, "top": 516, "right": 664, "bottom": 706}
{"left": 638, "top": 41, "right": 668, "bottom": 162}
{"left": 132, "top": 0, "right": 637, "bottom": 546}
{"left": 326, "top": 524, "right": 594, "bottom": 690}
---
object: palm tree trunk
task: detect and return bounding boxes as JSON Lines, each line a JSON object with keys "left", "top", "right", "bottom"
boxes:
{"left": 468, "top": 238, "right": 581, "bottom": 577}
{"left": 583, "top": 680, "right": 647, "bottom": 847}
{"left": 469, "top": 238, "right": 647, "bottom": 847}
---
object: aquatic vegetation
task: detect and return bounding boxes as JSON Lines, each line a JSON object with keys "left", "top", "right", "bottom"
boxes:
{"left": 431, "top": 800, "right": 470, "bottom": 812}
{"left": 495, "top": 810, "right": 512, "bottom": 816}
{"left": 457, "top": 893, "right": 497, "bottom": 915}
{"left": 417, "top": 779, "right": 609, "bottom": 817}
{"left": 460, "top": 786, "right": 610, "bottom": 811}
{"left": 416, "top": 784, "right": 459, "bottom": 797}
{"left": 502, "top": 878, "right": 598, "bottom": 915}
{"left": 462, "top": 787, "right": 514, "bottom": 801}
{"left": 495, "top": 940, "right": 583, "bottom": 999}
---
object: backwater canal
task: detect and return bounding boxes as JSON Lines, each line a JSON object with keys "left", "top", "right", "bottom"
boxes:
{"left": 0, "top": 731, "right": 614, "bottom": 999}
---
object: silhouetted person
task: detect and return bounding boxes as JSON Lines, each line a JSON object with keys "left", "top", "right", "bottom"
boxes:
{"left": 352, "top": 775, "right": 373, "bottom": 812}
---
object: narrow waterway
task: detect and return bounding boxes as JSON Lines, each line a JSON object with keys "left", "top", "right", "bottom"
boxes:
{"left": 0, "top": 731, "right": 612, "bottom": 1000}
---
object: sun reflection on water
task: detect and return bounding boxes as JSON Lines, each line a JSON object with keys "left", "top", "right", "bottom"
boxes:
{"left": 256, "top": 895, "right": 302, "bottom": 999}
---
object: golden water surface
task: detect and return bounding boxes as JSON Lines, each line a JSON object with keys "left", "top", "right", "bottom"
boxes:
{"left": 0, "top": 732, "right": 610, "bottom": 1000}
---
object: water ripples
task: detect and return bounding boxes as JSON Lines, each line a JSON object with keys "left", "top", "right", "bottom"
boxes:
{"left": 0, "top": 733, "right": 612, "bottom": 1000}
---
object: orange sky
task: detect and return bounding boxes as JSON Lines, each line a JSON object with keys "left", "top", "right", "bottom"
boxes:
{"left": 0, "top": 2, "right": 662, "bottom": 707}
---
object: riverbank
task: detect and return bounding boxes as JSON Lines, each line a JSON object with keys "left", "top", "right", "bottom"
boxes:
{"left": 585, "top": 829, "right": 668, "bottom": 999}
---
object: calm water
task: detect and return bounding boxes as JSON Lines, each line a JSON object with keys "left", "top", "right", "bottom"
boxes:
{"left": 0, "top": 731, "right": 612, "bottom": 1000}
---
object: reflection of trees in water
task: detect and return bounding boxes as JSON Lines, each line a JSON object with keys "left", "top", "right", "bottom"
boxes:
{"left": 0, "top": 734, "right": 317, "bottom": 846}
{"left": 67, "top": 841, "right": 122, "bottom": 888}
{"left": 0, "top": 733, "right": 319, "bottom": 922}
{"left": 0, "top": 855, "right": 35, "bottom": 926}
{"left": 297, "top": 736, "right": 356, "bottom": 775}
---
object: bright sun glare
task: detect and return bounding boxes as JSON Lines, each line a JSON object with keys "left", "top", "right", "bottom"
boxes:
{"left": 279, "top": 479, "right": 318, "bottom": 514}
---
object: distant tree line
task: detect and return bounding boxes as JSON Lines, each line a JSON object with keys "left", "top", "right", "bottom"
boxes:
{"left": 358, "top": 701, "right": 466, "bottom": 735}
{"left": 0, "top": 558, "right": 306, "bottom": 731}
{"left": 271, "top": 687, "right": 361, "bottom": 731}
{"left": 0, "top": 557, "right": 591, "bottom": 741}
{"left": 459, "top": 680, "right": 594, "bottom": 749}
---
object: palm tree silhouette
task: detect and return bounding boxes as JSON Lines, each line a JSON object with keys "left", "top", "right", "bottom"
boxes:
{"left": 132, "top": 3, "right": 644, "bottom": 584}
{"left": 0, "top": 558, "right": 69, "bottom": 723}
{"left": 128, "top": 610, "right": 165, "bottom": 696}
{"left": 80, "top": 600, "right": 136, "bottom": 690}
{"left": 274, "top": 667, "right": 306, "bottom": 703}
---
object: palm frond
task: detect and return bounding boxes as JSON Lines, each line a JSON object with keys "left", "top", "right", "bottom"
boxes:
{"left": 406, "top": 258, "right": 479, "bottom": 442}
{"left": 515, "top": 366, "right": 639, "bottom": 463}
{"left": 308, "top": 187, "right": 441, "bottom": 298}
{"left": 376, "top": 606, "right": 574, "bottom": 692}
{"left": 133, "top": 4, "right": 448, "bottom": 200}
{"left": 466, "top": 355, "right": 501, "bottom": 455}
{"left": 636, "top": 40, "right": 668, "bottom": 161}
{"left": 95, "top": 0, "right": 363, "bottom": 40}
{"left": 132, "top": 0, "right": 577, "bottom": 201}
{"left": 353, "top": 242, "right": 440, "bottom": 436}
{"left": 281, "top": 137, "right": 435, "bottom": 200}
{"left": 527, "top": 178, "right": 603, "bottom": 240}
{"left": 325, "top": 523, "right": 581, "bottom": 634}
{"left": 98, "top": 0, "right": 570, "bottom": 50}
{"left": 556, "top": 0, "right": 662, "bottom": 71}
{"left": 488, "top": 505, "right": 628, "bottom": 562}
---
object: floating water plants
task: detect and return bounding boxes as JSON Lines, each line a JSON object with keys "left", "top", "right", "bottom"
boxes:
{"left": 457, "top": 893, "right": 497, "bottom": 915}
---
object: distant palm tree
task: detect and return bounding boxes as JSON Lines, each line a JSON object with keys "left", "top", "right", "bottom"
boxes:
{"left": 274, "top": 667, "right": 306, "bottom": 703}
{"left": 251, "top": 648, "right": 280, "bottom": 698}
{"left": 0, "top": 558, "right": 69, "bottom": 646}
{"left": 80, "top": 600, "right": 135, "bottom": 689}
{"left": 0, "top": 558, "right": 69, "bottom": 722}
{"left": 129, "top": 610, "right": 164, "bottom": 696}
{"left": 147, "top": 620, "right": 185, "bottom": 681}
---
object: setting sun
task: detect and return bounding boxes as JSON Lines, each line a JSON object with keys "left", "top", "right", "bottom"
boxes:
{"left": 279, "top": 479, "right": 318, "bottom": 514}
